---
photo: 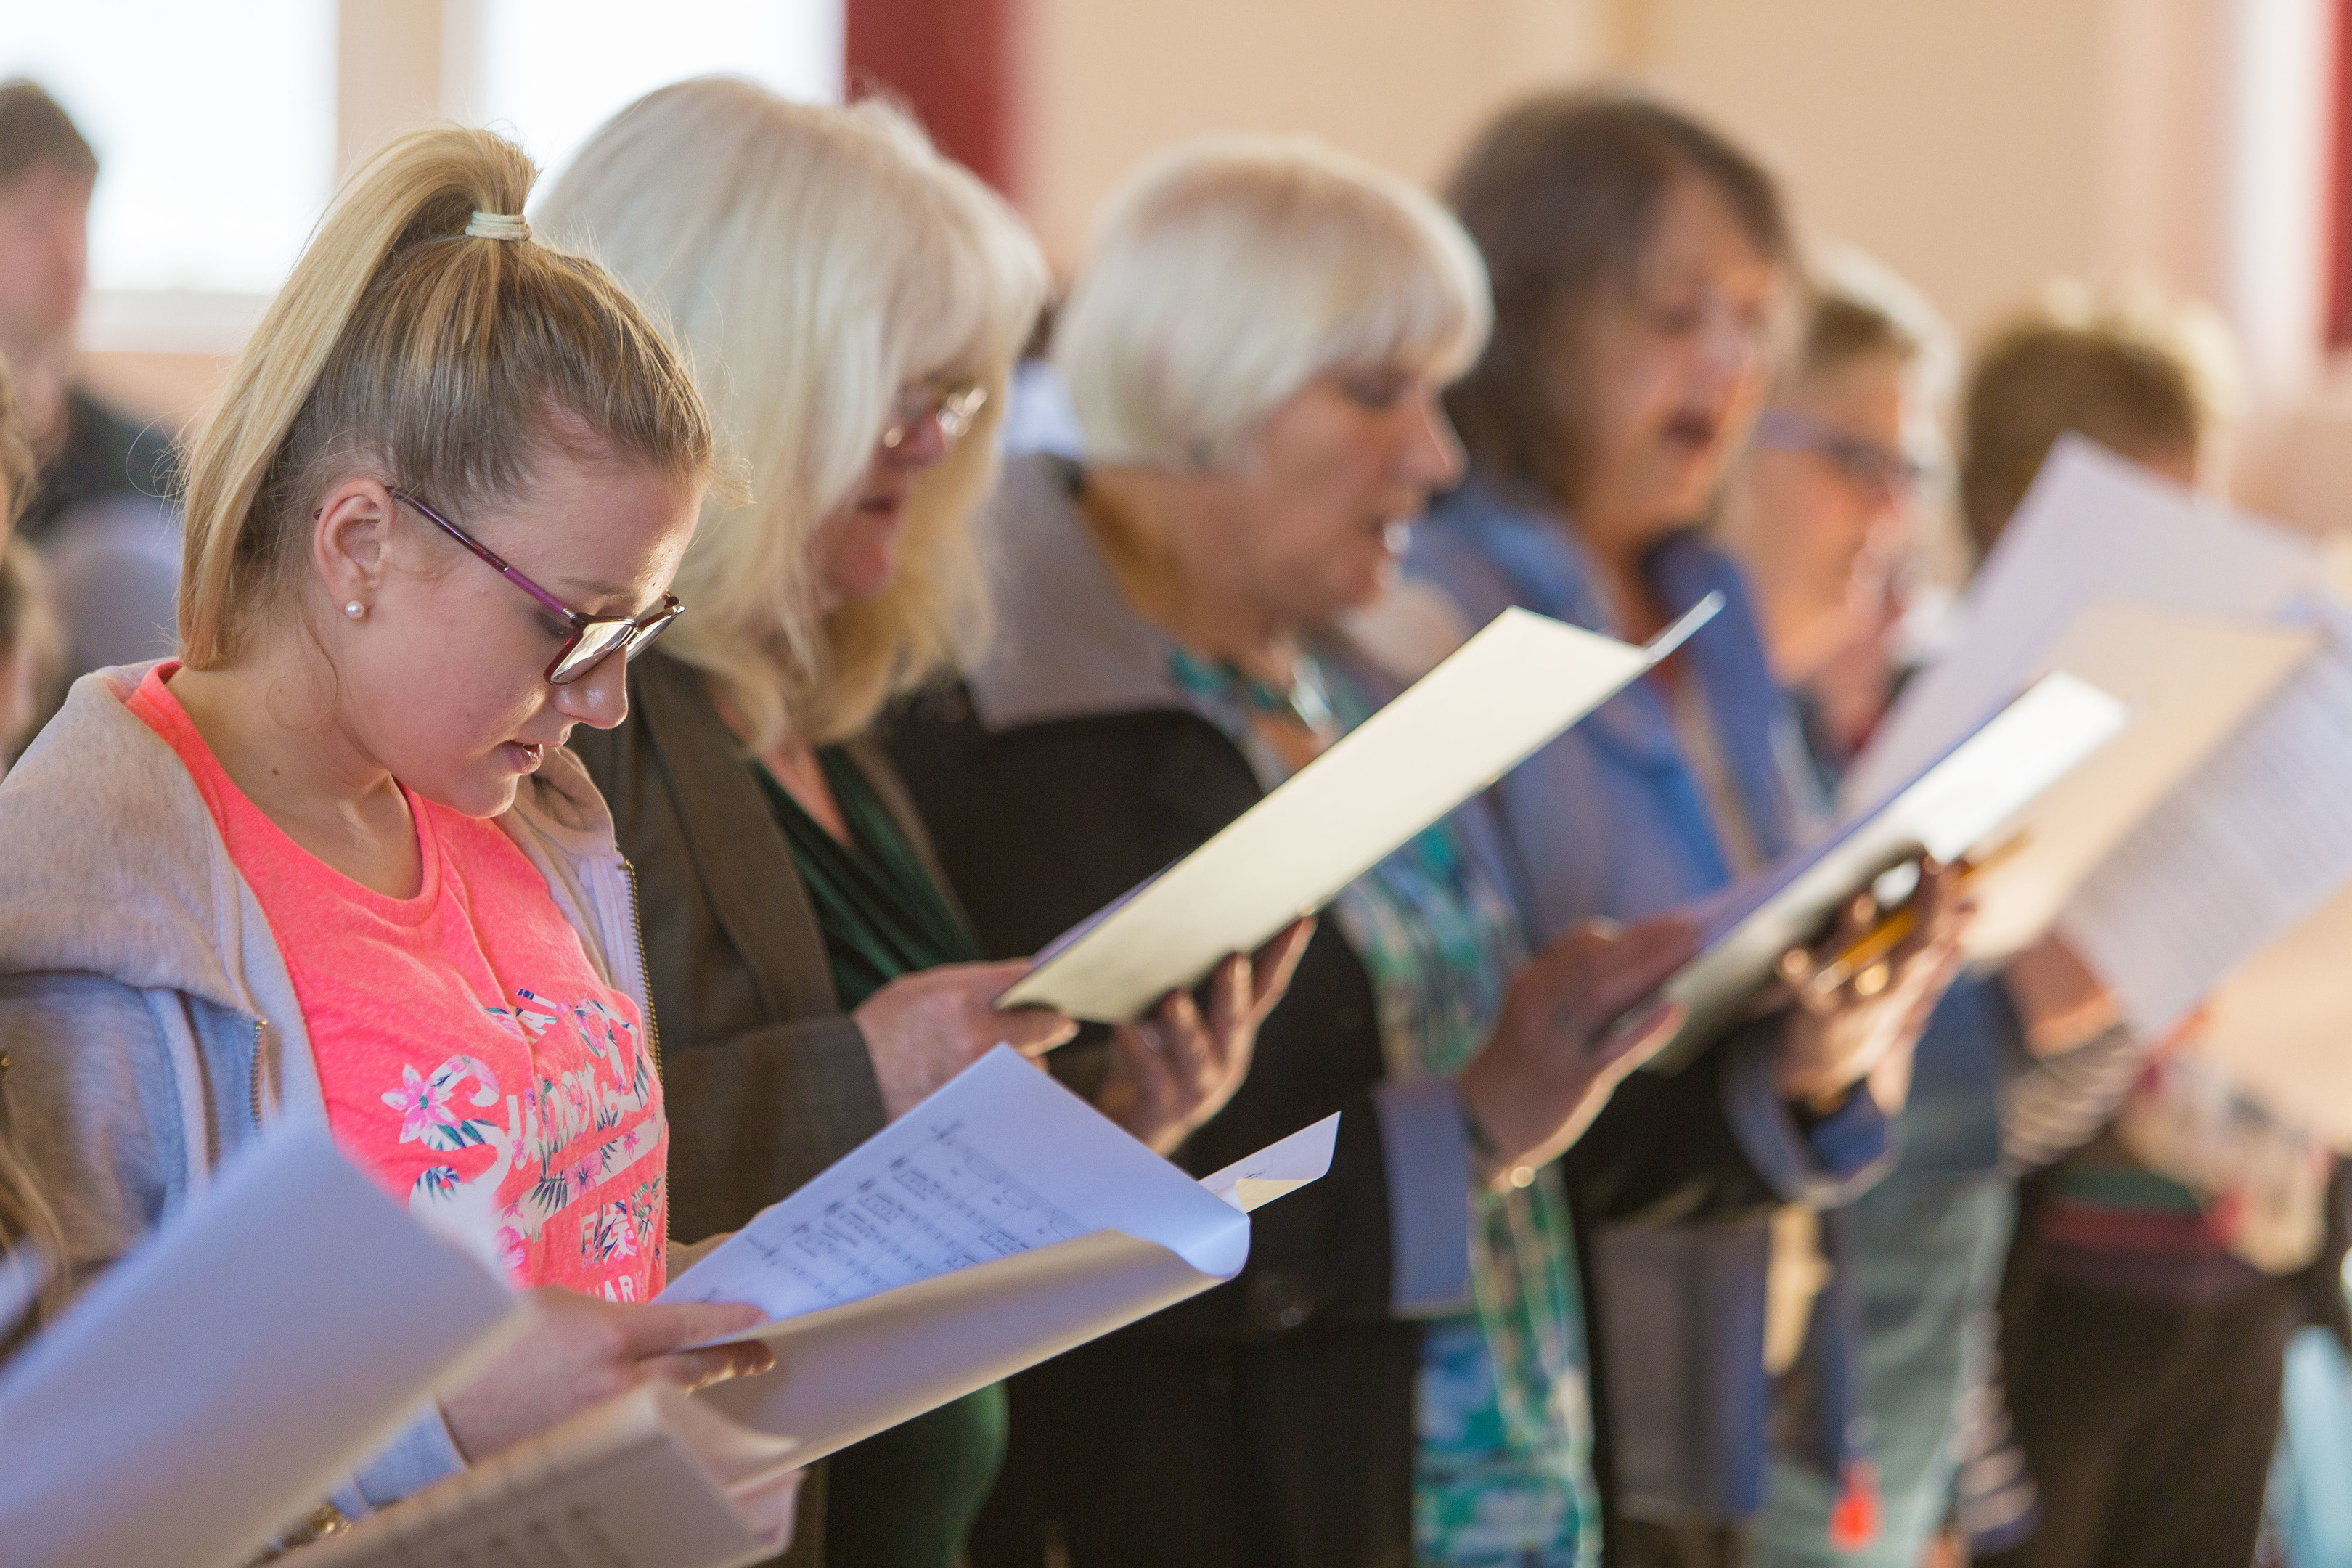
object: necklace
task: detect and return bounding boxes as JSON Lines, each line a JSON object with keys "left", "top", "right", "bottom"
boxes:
{"left": 1168, "top": 645, "right": 1334, "bottom": 735}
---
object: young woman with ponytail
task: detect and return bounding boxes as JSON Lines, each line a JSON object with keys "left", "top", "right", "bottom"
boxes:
{"left": 0, "top": 126, "right": 773, "bottom": 1522}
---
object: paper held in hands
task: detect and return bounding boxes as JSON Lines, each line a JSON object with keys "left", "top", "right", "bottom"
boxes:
{"left": 1643, "top": 670, "right": 2130, "bottom": 1074}
{"left": 1842, "top": 437, "right": 2317, "bottom": 814}
{"left": 0, "top": 1124, "right": 518, "bottom": 1568}
{"left": 303, "top": 1050, "right": 1336, "bottom": 1568}
{"left": 2061, "top": 589, "right": 2352, "bottom": 1039}
{"left": 669, "top": 1045, "right": 1337, "bottom": 1461}
{"left": 999, "top": 596, "right": 1723, "bottom": 1022}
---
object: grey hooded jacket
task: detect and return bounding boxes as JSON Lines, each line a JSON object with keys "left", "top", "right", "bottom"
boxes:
{"left": 0, "top": 663, "right": 657, "bottom": 1519}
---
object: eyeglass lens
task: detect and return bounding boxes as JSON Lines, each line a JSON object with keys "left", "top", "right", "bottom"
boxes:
{"left": 547, "top": 605, "right": 678, "bottom": 685}
{"left": 882, "top": 383, "right": 989, "bottom": 448}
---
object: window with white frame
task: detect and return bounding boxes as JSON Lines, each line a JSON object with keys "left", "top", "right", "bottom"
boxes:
{"left": 3, "top": 0, "right": 842, "bottom": 358}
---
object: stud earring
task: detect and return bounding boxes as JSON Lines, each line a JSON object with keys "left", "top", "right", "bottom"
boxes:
{"left": 343, "top": 601, "right": 364, "bottom": 618}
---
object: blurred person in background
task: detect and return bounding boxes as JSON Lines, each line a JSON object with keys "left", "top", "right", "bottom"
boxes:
{"left": 0, "top": 79, "right": 177, "bottom": 680}
{"left": 1712, "top": 259, "right": 2128, "bottom": 1568}
{"left": 542, "top": 81, "right": 1307, "bottom": 1568}
{"left": 1710, "top": 250, "right": 1945, "bottom": 779}
{"left": 0, "top": 352, "right": 66, "bottom": 1345}
{"left": 1953, "top": 285, "right": 2352, "bottom": 1568}
{"left": 1408, "top": 91, "right": 1967, "bottom": 1568}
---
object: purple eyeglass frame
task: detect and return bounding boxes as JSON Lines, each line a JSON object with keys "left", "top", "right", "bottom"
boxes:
{"left": 390, "top": 488, "right": 683, "bottom": 685}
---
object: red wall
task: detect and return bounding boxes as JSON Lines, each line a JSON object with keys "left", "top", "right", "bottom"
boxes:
{"left": 844, "top": 0, "right": 1023, "bottom": 200}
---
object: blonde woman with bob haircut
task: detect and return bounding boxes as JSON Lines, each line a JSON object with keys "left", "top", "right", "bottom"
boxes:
{"left": 0, "top": 126, "right": 783, "bottom": 1538}
{"left": 541, "top": 81, "right": 1310, "bottom": 1568}
{"left": 886, "top": 134, "right": 1744, "bottom": 1568}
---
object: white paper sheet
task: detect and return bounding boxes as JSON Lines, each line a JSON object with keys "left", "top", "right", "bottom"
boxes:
{"left": 663, "top": 1047, "right": 1287, "bottom": 1318}
{"left": 1649, "top": 671, "right": 2130, "bottom": 1071}
{"left": 1843, "top": 438, "right": 2317, "bottom": 813}
{"left": 2062, "top": 595, "right": 2352, "bottom": 1036}
{"left": 1199, "top": 1114, "right": 1342, "bottom": 1211}
{"left": 1960, "top": 604, "right": 2317, "bottom": 957}
{"left": 661, "top": 1047, "right": 1336, "bottom": 1468}
{"left": 0, "top": 1123, "right": 518, "bottom": 1568}
{"left": 999, "top": 596, "right": 1722, "bottom": 1021}
{"left": 294, "top": 1383, "right": 803, "bottom": 1568}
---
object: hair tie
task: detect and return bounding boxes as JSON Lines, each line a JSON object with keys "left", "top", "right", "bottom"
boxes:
{"left": 465, "top": 211, "right": 531, "bottom": 242}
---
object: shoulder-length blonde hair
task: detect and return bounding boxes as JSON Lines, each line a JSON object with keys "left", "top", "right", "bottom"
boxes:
{"left": 539, "top": 78, "right": 1048, "bottom": 751}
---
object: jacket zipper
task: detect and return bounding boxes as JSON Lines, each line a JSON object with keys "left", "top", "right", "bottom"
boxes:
{"left": 620, "top": 857, "right": 661, "bottom": 1081}
{"left": 618, "top": 855, "right": 670, "bottom": 1249}
{"left": 248, "top": 1016, "right": 267, "bottom": 1130}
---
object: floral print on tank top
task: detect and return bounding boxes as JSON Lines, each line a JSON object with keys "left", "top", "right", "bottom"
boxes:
{"left": 1169, "top": 646, "right": 1601, "bottom": 1568}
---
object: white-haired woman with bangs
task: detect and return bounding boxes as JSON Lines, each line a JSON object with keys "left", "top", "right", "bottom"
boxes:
{"left": 886, "top": 136, "right": 1789, "bottom": 1568}
{"left": 538, "top": 82, "right": 1308, "bottom": 1568}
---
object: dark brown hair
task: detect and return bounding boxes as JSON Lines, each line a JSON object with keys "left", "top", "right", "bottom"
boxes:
{"left": 1443, "top": 90, "right": 1794, "bottom": 507}
{"left": 0, "top": 80, "right": 97, "bottom": 188}
{"left": 1958, "top": 286, "right": 2230, "bottom": 556}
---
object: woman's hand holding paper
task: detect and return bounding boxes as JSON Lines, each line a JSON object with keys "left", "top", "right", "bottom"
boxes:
{"left": 1772, "top": 855, "right": 1969, "bottom": 1114}
{"left": 438, "top": 1289, "right": 777, "bottom": 1466}
{"left": 1458, "top": 915, "right": 1699, "bottom": 1190}
{"left": 1098, "top": 917, "right": 1315, "bottom": 1155}
{"left": 854, "top": 960, "right": 1081, "bottom": 1119}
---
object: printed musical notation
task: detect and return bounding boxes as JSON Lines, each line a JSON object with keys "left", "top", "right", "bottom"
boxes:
{"left": 729, "top": 1119, "right": 1090, "bottom": 1316}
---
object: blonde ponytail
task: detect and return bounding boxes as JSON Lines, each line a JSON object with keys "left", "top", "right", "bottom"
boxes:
{"left": 177, "top": 126, "right": 714, "bottom": 666}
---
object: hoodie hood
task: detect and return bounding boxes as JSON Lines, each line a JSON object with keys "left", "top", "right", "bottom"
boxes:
{"left": 0, "top": 665, "right": 279, "bottom": 1015}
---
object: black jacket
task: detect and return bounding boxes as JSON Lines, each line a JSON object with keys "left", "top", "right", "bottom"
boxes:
{"left": 886, "top": 681, "right": 1800, "bottom": 1568}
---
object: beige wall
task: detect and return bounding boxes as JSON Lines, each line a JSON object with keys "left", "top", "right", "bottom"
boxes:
{"left": 80, "top": 0, "right": 2352, "bottom": 526}
{"left": 1014, "top": 0, "right": 1625, "bottom": 270}
{"left": 1013, "top": 0, "right": 2346, "bottom": 524}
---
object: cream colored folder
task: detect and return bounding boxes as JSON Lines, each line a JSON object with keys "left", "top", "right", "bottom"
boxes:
{"left": 1000, "top": 596, "right": 1721, "bottom": 1023}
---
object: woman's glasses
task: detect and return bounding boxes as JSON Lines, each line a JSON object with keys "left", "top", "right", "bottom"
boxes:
{"left": 391, "top": 489, "right": 683, "bottom": 685}
{"left": 881, "top": 380, "right": 989, "bottom": 449}
{"left": 1752, "top": 409, "right": 1932, "bottom": 499}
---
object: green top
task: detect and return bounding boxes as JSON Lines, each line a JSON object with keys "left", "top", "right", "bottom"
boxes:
{"left": 757, "top": 745, "right": 985, "bottom": 1006}
{"left": 757, "top": 745, "right": 1000, "bottom": 1568}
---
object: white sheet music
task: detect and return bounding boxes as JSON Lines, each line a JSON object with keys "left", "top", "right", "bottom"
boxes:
{"left": 298, "top": 1063, "right": 1342, "bottom": 1566}
{"left": 2063, "top": 596, "right": 2352, "bottom": 1034}
{"left": 663, "top": 1048, "right": 1262, "bottom": 1321}
{"left": 720, "top": 1116, "right": 1092, "bottom": 1317}
{"left": 0, "top": 1124, "right": 518, "bottom": 1568}
{"left": 1845, "top": 438, "right": 2316, "bottom": 812}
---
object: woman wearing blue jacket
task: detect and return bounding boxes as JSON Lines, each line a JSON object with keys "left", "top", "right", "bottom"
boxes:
{"left": 1400, "top": 92, "right": 1965, "bottom": 1568}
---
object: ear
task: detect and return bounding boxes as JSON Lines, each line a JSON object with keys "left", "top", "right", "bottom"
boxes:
{"left": 309, "top": 477, "right": 399, "bottom": 613}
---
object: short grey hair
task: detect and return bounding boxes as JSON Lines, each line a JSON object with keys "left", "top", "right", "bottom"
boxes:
{"left": 1055, "top": 134, "right": 1491, "bottom": 473}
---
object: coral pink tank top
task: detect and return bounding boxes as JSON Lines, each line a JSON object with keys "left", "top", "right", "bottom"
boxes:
{"left": 129, "top": 664, "right": 667, "bottom": 1300}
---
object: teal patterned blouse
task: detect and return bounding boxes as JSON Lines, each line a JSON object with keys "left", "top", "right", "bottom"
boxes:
{"left": 1170, "top": 647, "right": 1603, "bottom": 1568}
